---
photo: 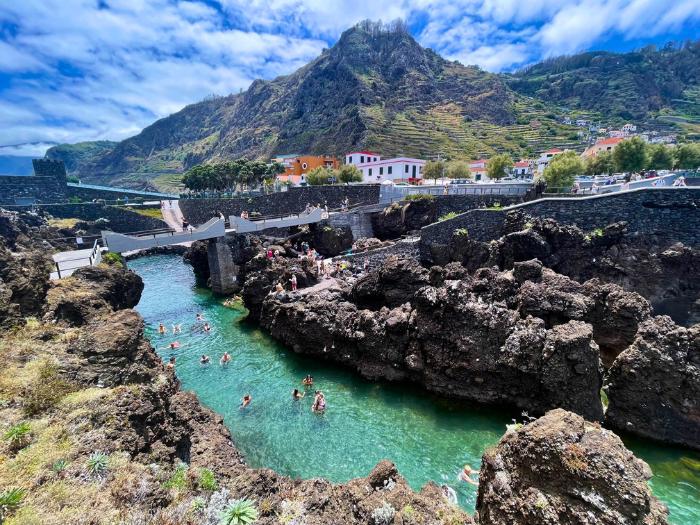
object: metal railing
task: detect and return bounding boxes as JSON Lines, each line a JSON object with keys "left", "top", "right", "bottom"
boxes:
{"left": 52, "top": 239, "right": 102, "bottom": 279}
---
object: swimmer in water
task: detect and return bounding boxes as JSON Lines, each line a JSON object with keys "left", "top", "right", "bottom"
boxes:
{"left": 302, "top": 374, "right": 313, "bottom": 387}
{"left": 196, "top": 313, "right": 204, "bottom": 322}
{"left": 169, "top": 341, "right": 180, "bottom": 350}
{"left": 158, "top": 323, "right": 166, "bottom": 335}
{"left": 200, "top": 354, "right": 210, "bottom": 364}
{"left": 311, "top": 391, "right": 326, "bottom": 413}
{"left": 220, "top": 352, "right": 231, "bottom": 365}
{"left": 166, "top": 356, "right": 176, "bottom": 370}
{"left": 172, "top": 323, "right": 182, "bottom": 334}
{"left": 292, "top": 388, "right": 305, "bottom": 400}
{"left": 240, "top": 394, "right": 252, "bottom": 409}
{"left": 203, "top": 322, "right": 211, "bottom": 332}
{"left": 459, "top": 464, "right": 478, "bottom": 486}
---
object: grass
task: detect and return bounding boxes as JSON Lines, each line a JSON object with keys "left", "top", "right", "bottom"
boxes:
{"left": 404, "top": 193, "right": 434, "bottom": 202}
{"left": 47, "top": 218, "right": 80, "bottom": 229}
{"left": 129, "top": 207, "right": 163, "bottom": 220}
{"left": 439, "top": 211, "right": 459, "bottom": 222}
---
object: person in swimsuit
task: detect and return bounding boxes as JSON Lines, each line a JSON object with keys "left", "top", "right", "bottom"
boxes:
{"left": 203, "top": 322, "right": 211, "bottom": 332}
{"left": 158, "top": 323, "right": 166, "bottom": 335}
{"left": 196, "top": 313, "right": 204, "bottom": 322}
{"left": 459, "top": 464, "right": 478, "bottom": 486}
{"left": 166, "top": 356, "right": 176, "bottom": 370}
{"left": 312, "top": 391, "right": 326, "bottom": 413}
{"left": 200, "top": 354, "right": 210, "bottom": 364}
{"left": 220, "top": 352, "right": 231, "bottom": 365}
{"left": 169, "top": 341, "right": 180, "bottom": 350}
{"left": 292, "top": 388, "right": 305, "bottom": 400}
{"left": 302, "top": 375, "right": 313, "bottom": 387}
{"left": 240, "top": 394, "right": 252, "bottom": 409}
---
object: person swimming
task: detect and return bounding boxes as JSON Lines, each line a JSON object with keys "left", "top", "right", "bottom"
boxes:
{"left": 200, "top": 354, "right": 210, "bottom": 364}
{"left": 312, "top": 391, "right": 326, "bottom": 413}
{"left": 195, "top": 313, "right": 204, "bottom": 322}
{"left": 459, "top": 464, "right": 478, "bottom": 486}
{"left": 172, "top": 323, "right": 182, "bottom": 334}
{"left": 203, "top": 322, "right": 211, "bottom": 332}
{"left": 440, "top": 484, "right": 458, "bottom": 505}
{"left": 158, "top": 323, "right": 166, "bottom": 334}
{"left": 220, "top": 352, "right": 231, "bottom": 365}
{"left": 240, "top": 394, "right": 252, "bottom": 409}
{"left": 292, "top": 388, "right": 305, "bottom": 400}
{"left": 302, "top": 374, "right": 313, "bottom": 387}
{"left": 169, "top": 341, "right": 180, "bottom": 350}
{"left": 166, "top": 356, "right": 176, "bottom": 370}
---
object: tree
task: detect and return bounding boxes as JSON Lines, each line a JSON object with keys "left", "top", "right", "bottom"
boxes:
{"left": 336, "top": 164, "right": 363, "bottom": 183}
{"left": 446, "top": 160, "right": 471, "bottom": 179}
{"left": 305, "top": 167, "right": 332, "bottom": 185}
{"left": 646, "top": 144, "right": 675, "bottom": 170}
{"left": 423, "top": 160, "right": 444, "bottom": 183}
{"left": 543, "top": 150, "right": 584, "bottom": 191}
{"left": 585, "top": 151, "right": 615, "bottom": 175}
{"left": 487, "top": 154, "right": 513, "bottom": 180}
{"left": 613, "top": 137, "right": 648, "bottom": 173}
{"left": 674, "top": 143, "right": 700, "bottom": 169}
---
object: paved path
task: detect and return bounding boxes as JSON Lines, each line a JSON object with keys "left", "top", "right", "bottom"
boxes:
{"left": 298, "top": 276, "right": 338, "bottom": 295}
{"left": 161, "top": 200, "right": 185, "bottom": 231}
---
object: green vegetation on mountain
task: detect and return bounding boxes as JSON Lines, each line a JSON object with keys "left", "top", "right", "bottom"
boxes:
{"left": 44, "top": 22, "right": 699, "bottom": 191}
{"left": 44, "top": 141, "right": 117, "bottom": 174}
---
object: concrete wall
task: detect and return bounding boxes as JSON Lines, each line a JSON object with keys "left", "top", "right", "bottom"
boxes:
{"left": 179, "top": 185, "right": 380, "bottom": 226}
{"left": 420, "top": 188, "right": 700, "bottom": 262}
{"left": 0, "top": 159, "right": 68, "bottom": 205}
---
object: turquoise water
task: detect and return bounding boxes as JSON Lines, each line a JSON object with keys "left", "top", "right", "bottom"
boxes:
{"left": 130, "top": 255, "right": 700, "bottom": 522}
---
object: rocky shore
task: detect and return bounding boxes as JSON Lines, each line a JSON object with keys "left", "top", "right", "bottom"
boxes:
{"left": 0, "top": 208, "right": 678, "bottom": 524}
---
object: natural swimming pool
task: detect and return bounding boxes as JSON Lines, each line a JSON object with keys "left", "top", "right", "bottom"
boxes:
{"left": 130, "top": 254, "right": 700, "bottom": 523}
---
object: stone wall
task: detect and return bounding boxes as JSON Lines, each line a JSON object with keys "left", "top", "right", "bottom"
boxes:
{"left": 434, "top": 194, "right": 523, "bottom": 217}
{"left": 335, "top": 238, "right": 420, "bottom": 270}
{"left": 179, "top": 185, "right": 380, "bottom": 225}
{"left": 35, "top": 203, "right": 167, "bottom": 233}
{"left": 420, "top": 188, "right": 700, "bottom": 262}
{"left": 66, "top": 185, "right": 164, "bottom": 202}
{"left": 0, "top": 159, "right": 68, "bottom": 205}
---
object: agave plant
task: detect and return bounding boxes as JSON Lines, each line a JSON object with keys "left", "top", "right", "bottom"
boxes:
{"left": 219, "top": 499, "right": 258, "bottom": 525}
{"left": 0, "top": 488, "right": 25, "bottom": 522}
{"left": 85, "top": 451, "right": 109, "bottom": 477}
{"left": 51, "top": 459, "right": 68, "bottom": 475}
{"left": 3, "top": 422, "right": 31, "bottom": 451}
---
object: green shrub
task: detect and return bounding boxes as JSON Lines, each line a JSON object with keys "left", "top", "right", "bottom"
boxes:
{"left": 86, "top": 451, "right": 109, "bottom": 478}
{"left": 198, "top": 468, "right": 218, "bottom": 491}
{"left": 101, "top": 252, "right": 124, "bottom": 268}
{"left": 453, "top": 228, "right": 469, "bottom": 237}
{"left": 68, "top": 196, "right": 82, "bottom": 203}
{"left": 164, "top": 462, "right": 189, "bottom": 491}
{"left": 0, "top": 488, "right": 25, "bottom": 522}
{"left": 3, "top": 422, "right": 31, "bottom": 451}
{"left": 52, "top": 459, "right": 68, "bottom": 475}
{"left": 371, "top": 501, "right": 396, "bottom": 525}
{"left": 438, "top": 212, "right": 458, "bottom": 222}
{"left": 404, "top": 193, "right": 434, "bottom": 202}
{"left": 220, "top": 499, "right": 259, "bottom": 525}
{"left": 23, "top": 359, "right": 73, "bottom": 416}
{"left": 487, "top": 202, "right": 502, "bottom": 210}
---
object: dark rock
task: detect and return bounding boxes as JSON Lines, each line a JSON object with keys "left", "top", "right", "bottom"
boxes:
{"left": 0, "top": 241, "right": 52, "bottom": 318}
{"left": 605, "top": 316, "right": 700, "bottom": 450}
{"left": 183, "top": 240, "right": 210, "bottom": 281}
{"left": 371, "top": 199, "right": 437, "bottom": 239}
{"left": 311, "top": 222, "right": 353, "bottom": 256}
{"left": 512, "top": 258, "right": 543, "bottom": 284}
{"left": 476, "top": 409, "right": 669, "bottom": 525}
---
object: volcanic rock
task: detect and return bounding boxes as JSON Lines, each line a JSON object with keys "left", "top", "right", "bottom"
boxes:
{"left": 476, "top": 409, "right": 669, "bottom": 524}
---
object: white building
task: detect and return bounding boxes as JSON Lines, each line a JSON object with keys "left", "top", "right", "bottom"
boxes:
{"left": 536, "top": 148, "right": 563, "bottom": 174}
{"left": 512, "top": 160, "right": 533, "bottom": 178}
{"left": 622, "top": 123, "right": 637, "bottom": 134}
{"left": 346, "top": 152, "right": 425, "bottom": 183}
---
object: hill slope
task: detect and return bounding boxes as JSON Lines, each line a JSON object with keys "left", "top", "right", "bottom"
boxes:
{"left": 46, "top": 23, "right": 699, "bottom": 190}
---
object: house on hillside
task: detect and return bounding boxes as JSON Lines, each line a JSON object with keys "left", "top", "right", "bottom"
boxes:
{"left": 469, "top": 159, "right": 489, "bottom": 181}
{"left": 536, "top": 149, "right": 563, "bottom": 174}
{"left": 512, "top": 160, "right": 533, "bottom": 178}
{"left": 582, "top": 137, "right": 624, "bottom": 158}
{"left": 346, "top": 153, "right": 425, "bottom": 183}
{"left": 622, "top": 123, "right": 637, "bottom": 134}
{"left": 275, "top": 154, "right": 339, "bottom": 186}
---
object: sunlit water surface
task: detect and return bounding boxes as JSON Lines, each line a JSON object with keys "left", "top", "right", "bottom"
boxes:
{"left": 130, "top": 255, "right": 700, "bottom": 522}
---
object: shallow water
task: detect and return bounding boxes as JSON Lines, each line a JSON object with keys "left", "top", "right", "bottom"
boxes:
{"left": 130, "top": 254, "right": 700, "bottom": 522}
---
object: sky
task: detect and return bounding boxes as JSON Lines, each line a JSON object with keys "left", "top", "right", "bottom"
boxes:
{"left": 1, "top": 0, "right": 699, "bottom": 157}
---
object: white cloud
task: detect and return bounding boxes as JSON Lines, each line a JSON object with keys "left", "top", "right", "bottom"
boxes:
{"left": 0, "top": 0, "right": 697, "bottom": 152}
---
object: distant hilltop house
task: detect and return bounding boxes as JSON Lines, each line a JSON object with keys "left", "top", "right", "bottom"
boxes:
{"left": 582, "top": 137, "right": 624, "bottom": 158}
{"left": 536, "top": 148, "right": 564, "bottom": 174}
{"left": 345, "top": 151, "right": 425, "bottom": 183}
{"left": 274, "top": 154, "right": 339, "bottom": 186}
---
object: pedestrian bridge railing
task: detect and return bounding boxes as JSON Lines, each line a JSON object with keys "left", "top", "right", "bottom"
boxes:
{"left": 229, "top": 207, "right": 329, "bottom": 233}
{"left": 102, "top": 217, "right": 225, "bottom": 253}
{"left": 50, "top": 239, "right": 103, "bottom": 280}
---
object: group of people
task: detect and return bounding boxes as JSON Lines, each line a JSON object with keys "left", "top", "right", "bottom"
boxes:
{"left": 292, "top": 375, "right": 326, "bottom": 412}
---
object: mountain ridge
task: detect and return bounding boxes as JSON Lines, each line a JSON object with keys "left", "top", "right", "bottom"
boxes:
{"left": 45, "top": 22, "right": 699, "bottom": 191}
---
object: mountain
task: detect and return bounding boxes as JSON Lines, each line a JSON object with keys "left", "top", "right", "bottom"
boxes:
{"left": 508, "top": 42, "right": 700, "bottom": 129}
{"left": 45, "top": 22, "right": 699, "bottom": 191}
{"left": 45, "top": 141, "right": 117, "bottom": 175}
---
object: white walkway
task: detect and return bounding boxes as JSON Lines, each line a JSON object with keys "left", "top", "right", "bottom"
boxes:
{"left": 50, "top": 241, "right": 103, "bottom": 280}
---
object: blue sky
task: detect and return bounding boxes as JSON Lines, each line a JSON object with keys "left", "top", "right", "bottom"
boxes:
{"left": 1, "top": 0, "right": 699, "bottom": 157}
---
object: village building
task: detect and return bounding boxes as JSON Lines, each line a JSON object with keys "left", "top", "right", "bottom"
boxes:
{"left": 536, "top": 148, "right": 563, "bottom": 174}
{"left": 346, "top": 152, "right": 425, "bottom": 183}
{"left": 469, "top": 159, "right": 489, "bottom": 181}
{"left": 512, "top": 160, "right": 533, "bottom": 178}
{"left": 622, "top": 123, "right": 637, "bottom": 134}
{"left": 582, "top": 137, "right": 624, "bottom": 158}
{"left": 275, "top": 154, "right": 339, "bottom": 186}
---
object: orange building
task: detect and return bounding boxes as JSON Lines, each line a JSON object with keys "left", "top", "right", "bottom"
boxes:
{"left": 275, "top": 155, "right": 339, "bottom": 186}
{"left": 582, "top": 137, "right": 624, "bottom": 158}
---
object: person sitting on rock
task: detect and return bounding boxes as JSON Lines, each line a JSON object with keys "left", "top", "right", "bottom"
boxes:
{"left": 459, "top": 465, "right": 478, "bottom": 486}
{"left": 275, "top": 282, "right": 284, "bottom": 294}
{"left": 240, "top": 394, "right": 252, "bottom": 409}
{"left": 200, "top": 354, "right": 210, "bottom": 364}
{"left": 166, "top": 356, "right": 176, "bottom": 370}
{"left": 220, "top": 352, "right": 231, "bottom": 366}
